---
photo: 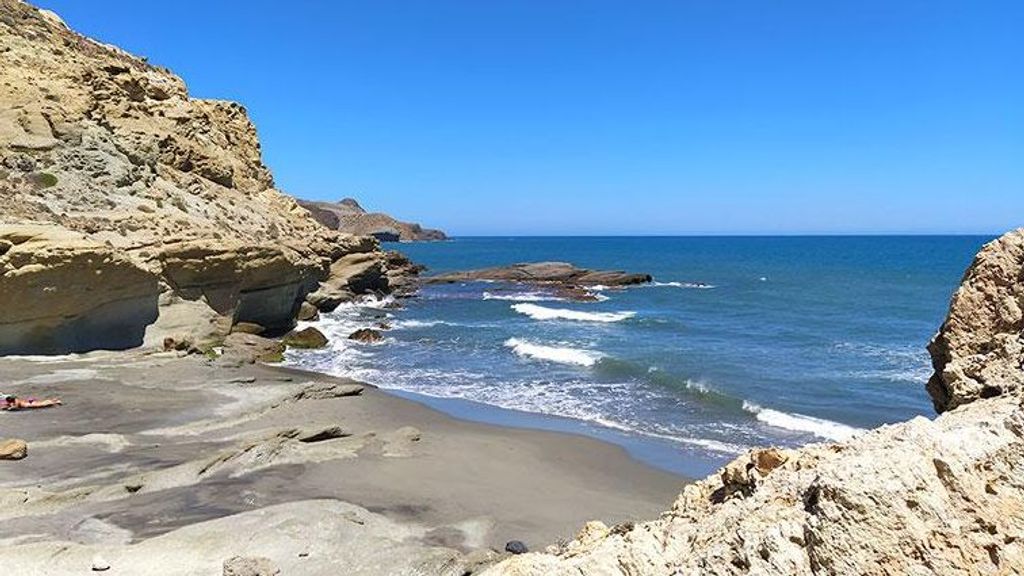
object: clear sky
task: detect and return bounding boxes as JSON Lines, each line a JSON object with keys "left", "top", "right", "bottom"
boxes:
{"left": 37, "top": 1, "right": 1023, "bottom": 235}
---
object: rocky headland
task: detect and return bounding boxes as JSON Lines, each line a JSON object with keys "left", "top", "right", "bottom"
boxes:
{"left": 2, "top": 1, "right": 1023, "bottom": 575}
{"left": 299, "top": 197, "right": 448, "bottom": 242}
{"left": 0, "top": 0, "right": 415, "bottom": 356}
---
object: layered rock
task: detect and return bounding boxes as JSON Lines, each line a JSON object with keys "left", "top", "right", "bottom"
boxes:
{"left": 0, "top": 0, "right": 418, "bottom": 353}
{"left": 483, "top": 230, "right": 1024, "bottom": 576}
{"left": 0, "top": 225, "right": 159, "bottom": 354}
{"left": 299, "top": 197, "right": 447, "bottom": 242}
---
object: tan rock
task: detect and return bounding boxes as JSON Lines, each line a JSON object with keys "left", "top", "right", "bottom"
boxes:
{"left": 0, "top": 439, "right": 28, "bottom": 460}
{"left": 927, "top": 229, "right": 1024, "bottom": 412}
{"left": 282, "top": 327, "right": 328, "bottom": 349}
{"left": 0, "top": 226, "right": 160, "bottom": 354}
{"left": 222, "top": 556, "right": 279, "bottom": 576}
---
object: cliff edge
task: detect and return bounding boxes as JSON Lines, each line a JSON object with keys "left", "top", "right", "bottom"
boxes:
{"left": 484, "top": 230, "right": 1024, "bottom": 575}
{"left": 0, "top": 0, "right": 414, "bottom": 354}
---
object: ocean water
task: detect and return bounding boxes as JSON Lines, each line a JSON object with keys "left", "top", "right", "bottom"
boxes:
{"left": 287, "top": 236, "right": 990, "bottom": 477}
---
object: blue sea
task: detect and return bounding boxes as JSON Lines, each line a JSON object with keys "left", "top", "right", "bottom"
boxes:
{"left": 288, "top": 236, "right": 990, "bottom": 478}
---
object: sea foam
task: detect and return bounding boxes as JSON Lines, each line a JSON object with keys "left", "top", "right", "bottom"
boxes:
{"left": 483, "top": 291, "right": 564, "bottom": 302}
{"left": 742, "top": 401, "right": 863, "bottom": 442}
{"left": 649, "top": 281, "right": 716, "bottom": 289}
{"left": 504, "top": 338, "right": 602, "bottom": 367}
{"left": 511, "top": 303, "right": 635, "bottom": 323}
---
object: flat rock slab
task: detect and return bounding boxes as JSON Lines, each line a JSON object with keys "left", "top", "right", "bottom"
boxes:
{"left": 426, "top": 262, "right": 652, "bottom": 290}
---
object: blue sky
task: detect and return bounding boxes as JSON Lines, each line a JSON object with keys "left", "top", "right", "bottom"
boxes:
{"left": 38, "top": 1, "right": 1023, "bottom": 235}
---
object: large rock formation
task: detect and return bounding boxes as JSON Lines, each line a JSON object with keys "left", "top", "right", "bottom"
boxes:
{"left": 927, "top": 229, "right": 1024, "bottom": 413}
{"left": 299, "top": 197, "right": 447, "bottom": 242}
{"left": 483, "top": 231, "right": 1024, "bottom": 575}
{"left": 0, "top": 0, "right": 414, "bottom": 352}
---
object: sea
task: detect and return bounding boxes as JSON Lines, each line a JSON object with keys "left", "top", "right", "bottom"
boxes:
{"left": 286, "top": 236, "right": 991, "bottom": 478}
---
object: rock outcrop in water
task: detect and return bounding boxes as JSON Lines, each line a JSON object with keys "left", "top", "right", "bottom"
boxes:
{"left": 429, "top": 262, "right": 652, "bottom": 301}
{"left": 483, "top": 231, "right": 1024, "bottom": 575}
{"left": 0, "top": 0, "right": 414, "bottom": 353}
{"left": 299, "top": 197, "right": 447, "bottom": 242}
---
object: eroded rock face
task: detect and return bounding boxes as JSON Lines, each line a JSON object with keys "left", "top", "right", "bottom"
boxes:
{"left": 482, "top": 230, "right": 1024, "bottom": 576}
{"left": 0, "top": 0, "right": 421, "bottom": 353}
{"left": 927, "top": 229, "right": 1024, "bottom": 413}
{"left": 0, "top": 226, "right": 159, "bottom": 354}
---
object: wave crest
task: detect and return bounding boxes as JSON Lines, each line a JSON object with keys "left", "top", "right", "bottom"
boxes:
{"left": 742, "top": 401, "right": 863, "bottom": 441}
{"left": 511, "top": 303, "right": 635, "bottom": 323}
{"left": 504, "top": 338, "right": 603, "bottom": 367}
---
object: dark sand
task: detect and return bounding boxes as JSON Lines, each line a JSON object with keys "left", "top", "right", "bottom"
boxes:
{"left": 0, "top": 350, "right": 686, "bottom": 564}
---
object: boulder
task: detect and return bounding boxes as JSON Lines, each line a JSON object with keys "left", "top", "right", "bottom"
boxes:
{"left": 0, "top": 439, "right": 28, "bottom": 460}
{"left": 297, "top": 301, "right": 320, "bottom": 321}
{"left": 222, "top": 556, "right": 279, "bottom": 576}
{"left": 283, "top": 327, "right": 328, "bottom": 349}
{"left": 217, "top": 333, "right": 286, "bottom": 365}
{"left": 348, "top": 328, "right": 384, "bottom": 344}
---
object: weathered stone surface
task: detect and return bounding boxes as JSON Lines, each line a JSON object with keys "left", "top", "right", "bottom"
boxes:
{"left": 282, "top": 327, "right": 328, "bottom": 349}
{"left": 0, "top": 226, "right": 159, "bottom": 354}
{"left": 299, "top": 197, "right": 447, "bottom": 242}
{"left": 297, "top": 301, "right": 319, "bottom": 322}
{"left": 0, "top": 439, "right": 28, "bottom": 460}
{"left": 0, "top": 0, "right": 423, "bottom": 354}
{"left": 483, "top": 231, "right": 1024, "bottom": 576}
{"left": 428, "top": 262, "right": 652, "bottom": 290}
{"left": 217, "top": 333, "right": 286, "bottom": 366}
{"left": 927, "top": 229, "right": 1024, "bottom": 412}
{"left": 222, "top": 556, "right": 279, "bottom": 576}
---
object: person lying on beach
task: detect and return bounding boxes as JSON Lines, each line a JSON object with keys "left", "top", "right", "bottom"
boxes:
{"left": 1, "top": 395, "right": 62, "bottom": 411}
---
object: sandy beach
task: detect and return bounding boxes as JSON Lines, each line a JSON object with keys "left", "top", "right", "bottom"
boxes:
{"left": 0, "top": 350, "right": 684, "bottom": 574}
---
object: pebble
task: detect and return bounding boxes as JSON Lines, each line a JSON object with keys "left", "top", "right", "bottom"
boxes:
{"left": 505, "top": 540, "right": 529, "bottom": 555}
{"left": 91, "top": 554, "right": 110, "bottom": 571}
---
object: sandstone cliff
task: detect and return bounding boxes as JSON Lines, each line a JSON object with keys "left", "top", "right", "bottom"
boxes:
{"left": 484, "top": 230, "right": 1024, "bottom": 576}
{"left": 0, "top": 0, "right": 410, "bottom": 354}
{"left": 299, "top": 197, "right": 447, "bottom": 242}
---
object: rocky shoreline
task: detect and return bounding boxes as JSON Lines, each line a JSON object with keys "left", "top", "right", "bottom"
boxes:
{"left": 2, "top": 2, "right": 1023, "bottom": 575}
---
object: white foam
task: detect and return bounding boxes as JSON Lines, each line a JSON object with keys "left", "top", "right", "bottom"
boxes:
{"left": 511, "top": 303, "right": 635, "bottom": 323}
{"left": 742, "top": 401, "right": 863, "bottom": 442}
{"left": 483, "top": 291, "right": 564, "bottom": 302}
{"left": 649, "top": 281, "right": 716, "bottom": 289}
{"left": 504, "top": 338, "right": 603, "bottom": 367}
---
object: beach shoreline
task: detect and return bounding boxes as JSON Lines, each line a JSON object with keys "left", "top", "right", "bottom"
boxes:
{"left": 0, "top": 349, "right": 685, "bottom": 574}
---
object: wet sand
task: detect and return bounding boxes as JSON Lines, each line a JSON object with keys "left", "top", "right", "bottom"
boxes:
{"left": 0, "top": 350, "right": 686, "bottom": 574}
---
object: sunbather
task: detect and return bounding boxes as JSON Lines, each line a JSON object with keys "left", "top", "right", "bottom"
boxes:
{"left": 1, "top": 394, "right": 62, "bottom": 411}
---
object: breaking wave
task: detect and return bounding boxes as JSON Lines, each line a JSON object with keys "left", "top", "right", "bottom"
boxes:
{"left": 511, "top": 303, "right": 635, "bottom": 323}
{"left": 504, "top": 338, "right": 603, "bottom": 367}
{"left": 742, "top": 401, "right": 863, "bottom": 441}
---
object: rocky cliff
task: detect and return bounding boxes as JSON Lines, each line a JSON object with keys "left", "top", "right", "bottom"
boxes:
{"left": 0, "top": 0, "right": 411, "bottom": 354}
{"left": 484, "top": 230, "right": 1024, "bottom": 575}
{"left": 299, "top": 197, "right": 447, "bottom": 242}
